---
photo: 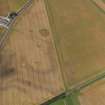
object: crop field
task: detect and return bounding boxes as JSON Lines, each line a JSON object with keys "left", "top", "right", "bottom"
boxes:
{"left": 0, "top": 0, "right": 27, "bottom": 16}
{"left": 79, "top": 78, "right": 105, "bottom": 105}
{"left": 0, "top": 27, "right": 5, "bottom": 33}
{"left": 45, "top": 0, "right": 105, "bottom": 87}
{"left": 0, "top": 0, "right": 28, "bottom": 36}
{"left": 1, "top": 0, "right": 105, "bottom": 105}
{"left": 0, "top": 0, "right": 64, "bottom": 105}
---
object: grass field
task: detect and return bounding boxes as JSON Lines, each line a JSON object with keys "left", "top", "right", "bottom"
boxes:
{"left": 45, "top": 0, "right": 105, "bottom": 88}
{"left": 0, "top": 0, "right": 64, "bottom": 105}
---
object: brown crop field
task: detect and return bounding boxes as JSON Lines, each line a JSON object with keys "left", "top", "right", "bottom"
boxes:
{"left": 0, "top": 0, "right": 27, "bottom": 16}
{"left": 0, "top": 0, "right": 64, "bottom": 105}
{"left": 79, "top": 78, "right": 105, "bottom": 105}
{"left": 45, "top": 0, "right": 105, "bottom": 88}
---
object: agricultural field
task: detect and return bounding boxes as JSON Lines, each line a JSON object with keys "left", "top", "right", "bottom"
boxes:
{"left": 45, "top": 0, "right": 105, "bottom": 87}
{"left": 0, "top": 0, "right": 27, "bottom": 16}
{"left": 0, "top": 0, "right": 27, "bottom": 15}
{"left": 0, "top": 0, "right": 28, "bottom": 37}
{"left": 0, "top": 0, "right": 64, "bottom": 105}
{"left": 79, "top": 78, "right": 105, "bottom": 105}
{"left": 0, "top": 27, "right": 6, "bottom": 34}
{"left": 1, "top": 0, "right": 105, "bottom": 105}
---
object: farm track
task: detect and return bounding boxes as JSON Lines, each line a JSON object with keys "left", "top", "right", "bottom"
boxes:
{"left": 0, "top": 0, "right": 64, "bottom": 105}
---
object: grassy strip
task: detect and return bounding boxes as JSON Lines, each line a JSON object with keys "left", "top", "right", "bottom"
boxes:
{"left": 65, "top": 91, "right": 80, "bottom": 105}
{"left": 49, "top": 91, "right": 80, "bottom": 105}
{"left": 50, "top": 98, "right": 65, "bottom": 105}
{"left": 40, "top": 91, "right": 80, "bottom": 105}
{"left": 74, "top": 70, "right": 105, "bottom": 91}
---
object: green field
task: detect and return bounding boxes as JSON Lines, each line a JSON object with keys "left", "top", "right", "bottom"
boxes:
{"left": 45, "top": 0, "right": 105, "bottom": 88}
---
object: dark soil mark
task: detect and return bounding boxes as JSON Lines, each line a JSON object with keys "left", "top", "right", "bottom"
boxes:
{"left": 0, "top": 68, "right": 15, "bottom": 78}
{"left": 0, "top": 49, "right": 17, "bottom": 78}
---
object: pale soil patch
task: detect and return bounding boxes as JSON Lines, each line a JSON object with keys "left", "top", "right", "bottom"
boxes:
{"left": 79, "top": 79, "right": 105, "bottom": 105}
{"left": 0, "top": 3, "right": 9, "bottom": 16}
{"left": 92, "top": 0, "right": 105, "bottom": 12}
{"left": 0, "top": 0, "right": 64, "bottom": 105}
{"left": 0, "top": 0, "right": 27, "bottom": 16}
